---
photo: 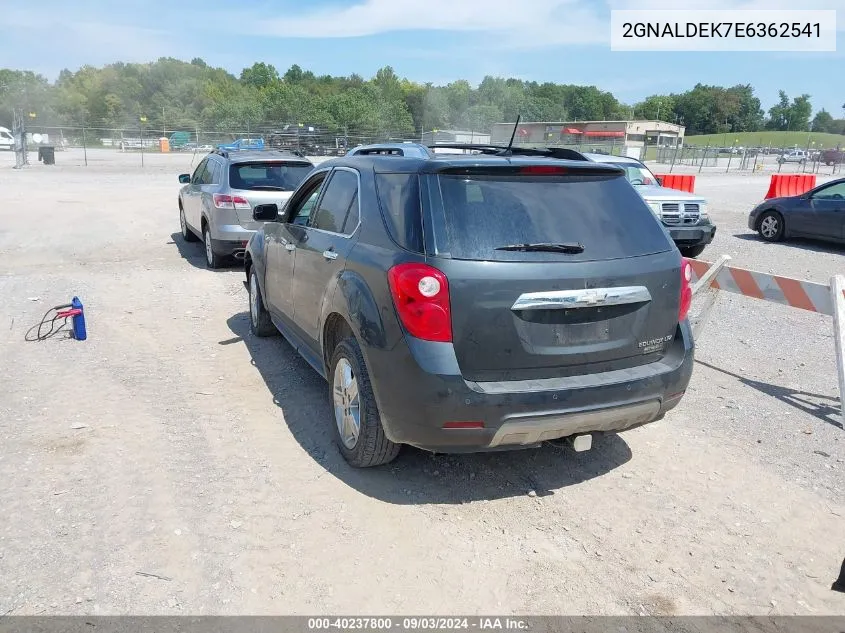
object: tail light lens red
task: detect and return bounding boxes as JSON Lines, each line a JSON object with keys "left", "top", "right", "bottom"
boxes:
{"left": 213, "top": 194, "right": 251, "bottom": 210}
{"left": 387, "top": 263, "right": 452, "bottom": 342}
{"left": 679, "top": 260, "right": 693, "bottom": 321}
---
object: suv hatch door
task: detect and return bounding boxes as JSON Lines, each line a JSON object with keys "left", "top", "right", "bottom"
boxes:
{"left": 427, "top": 165, "right": 682, "bottom": 382}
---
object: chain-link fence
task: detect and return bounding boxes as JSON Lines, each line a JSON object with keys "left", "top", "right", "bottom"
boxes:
{"left": 13, "top": 121, "right": 842, "bottom": 177}
{"left": 655, "top": 144, "right": 843, "bottom": 176}
{"left": 15, "top": 124, "right": 425, "bottom": 156}
{"left": 14, "top": 122, "right": 645, "bottom": 160}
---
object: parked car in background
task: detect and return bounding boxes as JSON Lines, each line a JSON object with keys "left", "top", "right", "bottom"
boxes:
{"left": 821, "top": 148, "right": 844, "bottom": 166}
{"left": 168, "top": 131, "right": 191, "bottom": 150}
{"left": 583, "top": 153, "right": 716, "bottom": 258}
{"left": 177, "top": 149, "right": 314, "bottom": 268}
{"left": 244, "top": 142, "right": 695, "bottom": 467}
{"left": 0, "top": 126, "right": 14, "bottom": 150}
{"left": 217, "top": 137, "right": 265, "bottom": 151}
{"left": 748, "top": 177, "right": 845, "bottom": 245}
{"left": 778, "top": 150, "right": 808, "bottom": 165}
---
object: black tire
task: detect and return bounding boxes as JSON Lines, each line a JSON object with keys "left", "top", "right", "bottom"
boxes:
{"left": 248, "top": 268, "right": 277, "bottom": 337}
{"left": 202, "top": 224, "right": 224, "bottom": 269}
{"left": 179, "top": 203, "right": 198, "bottom": 242}
{"left": 329, "top": 338, "right": 400, "bottom": 468}
{"left": 757, "top": 210, "right": 785, "bottom": 242}
{"left": 679, "top": 245, "right": 706, "bottom": 258}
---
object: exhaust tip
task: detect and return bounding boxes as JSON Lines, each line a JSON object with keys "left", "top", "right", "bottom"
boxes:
{"left": 569, "top": 434, "right": 592, "bottom": 452}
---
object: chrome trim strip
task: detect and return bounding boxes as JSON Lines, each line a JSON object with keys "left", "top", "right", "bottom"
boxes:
{"left": 510, "top": 286, "right": 651, "bottom": 311}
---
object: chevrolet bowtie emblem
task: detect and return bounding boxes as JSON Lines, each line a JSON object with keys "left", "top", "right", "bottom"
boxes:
{"left": 582, "top": 291, "right": 608, "bottom": 305}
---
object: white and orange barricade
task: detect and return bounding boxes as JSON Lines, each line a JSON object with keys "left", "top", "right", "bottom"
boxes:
{"left": 686, "top": 254, "right": 845, "bottom": 417}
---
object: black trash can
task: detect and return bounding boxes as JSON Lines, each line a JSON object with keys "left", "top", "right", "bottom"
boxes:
{"left": 38, "top": 145, "right": 56, "bottom": 165}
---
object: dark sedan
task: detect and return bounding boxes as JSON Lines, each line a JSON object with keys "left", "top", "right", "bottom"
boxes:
{"left": 748, "top": 178, "right": 845, "bottom": 244}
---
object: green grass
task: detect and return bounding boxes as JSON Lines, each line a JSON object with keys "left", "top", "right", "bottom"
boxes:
{"left": 684, "top": 130, "right": 845, "bottom": 149}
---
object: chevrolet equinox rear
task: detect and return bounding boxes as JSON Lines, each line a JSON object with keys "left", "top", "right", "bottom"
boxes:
{"left": 244, "top": 144, "right": 695, "bottom": 467}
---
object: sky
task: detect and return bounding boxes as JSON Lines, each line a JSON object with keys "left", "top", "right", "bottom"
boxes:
{"left": 1, "top": 0, "right": 843, "bottom": 117}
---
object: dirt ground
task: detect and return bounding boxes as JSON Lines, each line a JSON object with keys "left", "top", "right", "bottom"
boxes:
{"left": 0, "top": 148, "right": 842, "bottom": 616}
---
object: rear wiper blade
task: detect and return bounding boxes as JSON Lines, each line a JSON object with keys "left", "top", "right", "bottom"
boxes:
{"left": 248, "top": 185, "right": 286, "bottom": 191}
{"left": 495, "top": 242, "right": 585, "bottom": 254}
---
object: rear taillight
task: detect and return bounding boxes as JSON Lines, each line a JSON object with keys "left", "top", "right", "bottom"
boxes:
{"left": 387, "top": 263, "right": 451, "bottom": 342}
{"left": 213, "top": 194, "right": 251, "bottom": 210}
{"left": 679, "top": 260, "right": 693, "bottom": 321}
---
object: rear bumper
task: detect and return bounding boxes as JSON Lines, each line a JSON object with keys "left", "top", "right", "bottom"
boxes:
{"left": 366, "top": 321, "right": 695, "bottom": 453}
{"left": 666, "top": 223, "right": 716, "bottom": 248}
{"left": 210, "top": 224, "right": 255, "bottom": 257}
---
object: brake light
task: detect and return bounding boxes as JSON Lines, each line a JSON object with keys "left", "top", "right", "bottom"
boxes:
{"left": 519, "top": 165, "right": 568, "bottom": 175}
{"left": 679, "top": 260, "right": 693, "bottom": 321}
{"left": 213, "top": 194, "right": 251, "bottom": 210}
{"left": 387, "top": 263, "right": 451, "bottom": 342}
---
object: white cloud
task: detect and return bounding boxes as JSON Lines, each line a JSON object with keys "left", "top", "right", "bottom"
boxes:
{"left": 236, "top": 0, "right": 610, "bottom": 48}
{"left": 2, "top": 4, "right": 186, "bottom": 75}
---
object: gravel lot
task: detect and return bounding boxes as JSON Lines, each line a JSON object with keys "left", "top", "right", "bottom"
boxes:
{"left": 0, "top": 148, "right": 842, "bottom": 616}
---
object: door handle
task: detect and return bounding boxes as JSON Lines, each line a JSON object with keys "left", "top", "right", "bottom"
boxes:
{"left": 322, "top": 249, "right": 338, "bottom": 260}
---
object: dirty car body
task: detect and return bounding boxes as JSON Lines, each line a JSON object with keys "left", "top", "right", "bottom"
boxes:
{"left": 244, "top": 143, "right": 695, "bottom": 467}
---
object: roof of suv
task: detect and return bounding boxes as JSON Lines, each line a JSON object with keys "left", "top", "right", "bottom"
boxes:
{"left": 581, "top": 152, "right": 643, "bottom": 166}
{"left": 332, "top": 142, "right": 626, "bottom": 175}
{"left": 211, "top": 149, "right": 312, "bottom": 164}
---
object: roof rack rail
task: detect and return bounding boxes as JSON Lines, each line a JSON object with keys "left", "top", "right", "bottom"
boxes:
{"left": 210, "top": 147, "right": 308, "bottom": 159}
{"left": 346, "top": 143, "right": 432, "bottom": 158}
{"left": 424, "top": 143, "right": 589, "bottom": 161}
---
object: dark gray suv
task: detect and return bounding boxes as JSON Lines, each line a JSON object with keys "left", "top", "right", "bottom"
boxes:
{"left": 244, "top": 143, "right": 695, "bottom": 467}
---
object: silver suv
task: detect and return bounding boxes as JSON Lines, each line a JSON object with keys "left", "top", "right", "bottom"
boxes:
{"left": 177, "top": 149, "right": 315, "bottom": 268}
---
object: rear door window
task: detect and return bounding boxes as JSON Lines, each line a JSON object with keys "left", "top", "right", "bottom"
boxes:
{"left": 309, "top": 169, "right": 359, "bottom": 235}
{"left": 435, "top": 168, "right": 672, "bottom": 262}
{"left": 230, "top": 161, "right": 314, "bottom": 191}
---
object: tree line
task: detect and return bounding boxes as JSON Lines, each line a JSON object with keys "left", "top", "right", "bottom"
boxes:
{"left": 1, "top": 58, "right": 843, "bottom": 138}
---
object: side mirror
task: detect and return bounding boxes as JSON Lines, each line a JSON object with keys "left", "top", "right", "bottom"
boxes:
{"left": 253, "top": 203, "right": 280, "bottom": 222}
{"left": 178, "top": 174, "right": 191, "bottom": 184}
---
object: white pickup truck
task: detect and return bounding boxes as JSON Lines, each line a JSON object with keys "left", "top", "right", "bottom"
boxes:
{"left": 0, "top": 127, "right": 14, "bottom": 150}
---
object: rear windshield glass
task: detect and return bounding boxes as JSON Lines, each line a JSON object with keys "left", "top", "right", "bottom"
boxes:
{"left": 229, "top": 162, "right": 313, "bottom": 191}
{"left": 435, "top": 171, "right": 672, "bottom": 262}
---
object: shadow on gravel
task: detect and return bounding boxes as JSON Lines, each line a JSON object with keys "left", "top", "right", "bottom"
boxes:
{"left": 226, "top": 311, "right": 633, "bottom": 505}
{"left": 697, "top": 359, "right": 843, "bottom": 429}
{"left": 733, "top": 232, "right": 845, "bottom": 256}
{"left": 169, "top": 232, "right": 241, "bottom": 272}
